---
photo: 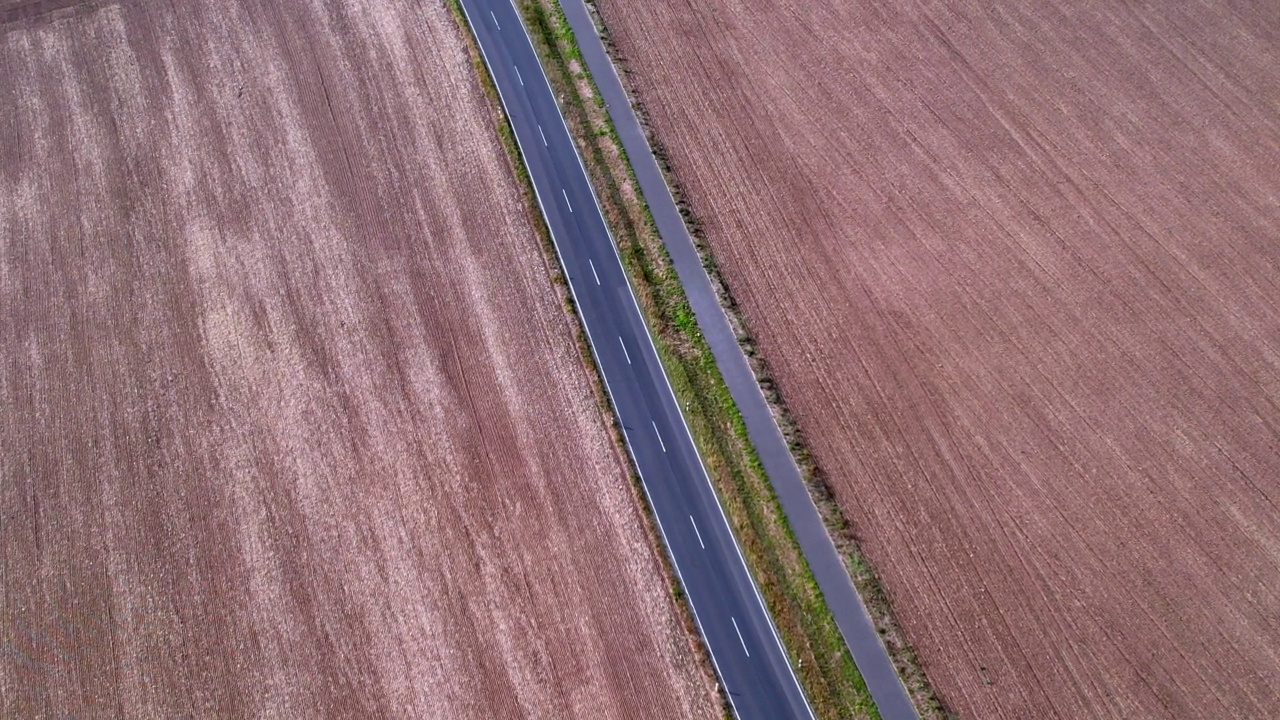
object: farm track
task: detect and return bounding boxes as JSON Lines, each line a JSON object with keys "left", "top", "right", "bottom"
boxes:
{"left": 592, "top": 0, "right": 1280, "bottom": 717}
{"left": 0, "top": 0, "right": 717, "bottom": 717}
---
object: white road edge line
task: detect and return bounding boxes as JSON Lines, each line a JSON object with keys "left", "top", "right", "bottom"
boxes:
{"left": 589, "top": 258, "right": 600, "bottom": 285}
{"left": 498, "top": 2, "right": 813, "bottom": 715}
{"left": 690, "top": 515, "right": 705, "bottom": 549}
{"left": 464, "top": 4, "right": 814, "bottom": 718}
{"left": 652, "top": 421, "right": 666, "bottom": 452}
{"left": 731, "top": 617, "right": 750, "bottom": 657}
{"left": 538, "top": 124, "right": 548, "bottom": 146}
{"left": 489, "top": 10, "right": 499, "bottom": 28}
{"left": 618, "top": 336, "right": 631, "bottom": 363}
{"left": 562, "top": 188, "right": 573, "bottom": 212}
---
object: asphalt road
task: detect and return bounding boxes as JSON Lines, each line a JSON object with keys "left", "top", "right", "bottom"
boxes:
{"left": 553, "top": 2, "right": 921, "bottom": 719}
{"left": 457, "top": 0, "right": 815, "bottom": 717}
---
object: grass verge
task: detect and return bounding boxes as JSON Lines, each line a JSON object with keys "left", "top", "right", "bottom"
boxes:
{"left": 556, "top": 2, "right": 949, "bottom": 716}
{"left": 444, "top": 2, "right": 729, "bottom": 715}
{"left": 510, "top": 1, "right": 890, "bottom": 717}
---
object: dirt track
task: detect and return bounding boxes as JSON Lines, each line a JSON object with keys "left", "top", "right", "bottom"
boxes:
{"left": 0, "top": 0, "right": 716, "bottom": 717}
{"left": 594, "top": 0, "right": 1280, "bottom": 717}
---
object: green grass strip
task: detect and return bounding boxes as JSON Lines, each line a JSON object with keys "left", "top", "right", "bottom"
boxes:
{"left": 515, "top": 1, "right": 882, "bottom": 717}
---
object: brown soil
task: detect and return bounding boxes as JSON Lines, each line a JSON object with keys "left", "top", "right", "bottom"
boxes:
{"left": 593, "top": 0, "right": 1280, "bottom": 717}
{"left": 0, "top": 1, "right": 717, "bottom": 717}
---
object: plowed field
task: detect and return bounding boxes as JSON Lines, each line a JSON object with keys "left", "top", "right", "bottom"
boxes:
{"left": 0, "top": 0, "right": 715, "bottom": 717}
{"left": 594, "top": 0, "right": 1280, "bottom": 717}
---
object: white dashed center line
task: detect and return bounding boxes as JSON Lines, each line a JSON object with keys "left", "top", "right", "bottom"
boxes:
{"left": 490, "top": 10, "right": 499, "bottom": 28}
{"left": 652, "top": 421, "right": 666, "bottom": 452}
{"left": 589, "top": 258, "right": 600, "bottom": 285}
{"left": 690, "top": 516, "right": 705, "bottom": 549}
{"left": 618, "top": 336, "right": 631, "bottom": 364}
{"left": 538, "top": 124, "right": 548, "bottom": 146}
{"left": 562, "top": 188, "right": 573, "bottom": 212}
{"left": 731, "top": 617, "right": 750, "bottom": 657}
{"left": 514, "top": 66, "right": 523, "bottom": 86}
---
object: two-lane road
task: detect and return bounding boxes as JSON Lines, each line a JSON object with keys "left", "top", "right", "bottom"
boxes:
{"left": 456, "top": 0, "right": 815, "bottom": 717}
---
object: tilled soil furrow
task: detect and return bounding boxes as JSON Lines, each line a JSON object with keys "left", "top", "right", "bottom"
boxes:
{"left": 594, "top": 0, "right": 1280, "bottom": 716}
{"left": 0, "top": 0, "right": 718, "bottom": 717}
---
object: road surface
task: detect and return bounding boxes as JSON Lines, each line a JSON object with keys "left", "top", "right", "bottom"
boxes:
{"left": 456, "top": 0, "right": 816, "bottom": 717}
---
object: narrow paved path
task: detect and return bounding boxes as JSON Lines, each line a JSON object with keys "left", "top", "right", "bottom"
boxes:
{"left": 553, "top": 2, "right": 921, "bottom": 718}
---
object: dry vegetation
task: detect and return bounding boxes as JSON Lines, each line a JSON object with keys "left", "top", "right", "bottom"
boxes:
{"left": 0, "top": 0, "right": 718, "bottom": 716}
{"left": 593, "top": 0, "right": 1280, "bottom": 717}
{"left": 515, "top": 2, "right": 878, "bottom": 716}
